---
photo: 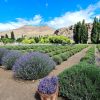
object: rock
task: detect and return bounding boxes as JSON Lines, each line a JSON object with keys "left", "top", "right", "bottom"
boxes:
{"left": 54, "top": 23, "right": 93, "bottom": 43}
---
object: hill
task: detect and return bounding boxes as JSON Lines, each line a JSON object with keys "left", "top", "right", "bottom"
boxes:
{"left": 0, "top": 25, "right": 55, "bottom": 38}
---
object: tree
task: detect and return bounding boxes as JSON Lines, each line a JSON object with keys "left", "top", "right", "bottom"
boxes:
{"left": 5, "top": 34, "right": 9, "bottom": 38}
{"left": 80, "top": 20, "right": 88, "bottom": 43}
{"left": 91, "top": 17, "right": 99, "bottom": 43}
{"left": 73, "top": 22, "right": 81, "bottom": 43}
{"left": 11, "top": 31, "right": 15, "bottom": 40}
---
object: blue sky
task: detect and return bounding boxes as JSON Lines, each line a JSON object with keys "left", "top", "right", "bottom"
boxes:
{"left": 0, "top": 0, "right": 100, "bottom": 31}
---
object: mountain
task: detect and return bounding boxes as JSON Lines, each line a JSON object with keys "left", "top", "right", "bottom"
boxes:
{"left": 54, "top": 23, "right": 93, "bottom": 43}
{"left": 0, "top": 25, "right": 55, "bottom": 38}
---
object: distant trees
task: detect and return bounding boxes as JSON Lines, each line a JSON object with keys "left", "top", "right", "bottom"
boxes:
{"left": 11, "top": 31, "right": 15, "bottom": 40}
{"left": 73, "top": 20, "right": 88, "bottom": 44}
{"left": 5, "top": 34, "right": 9, "bottom": 38}
{"left": 91, "top": 17, "right": 100, "bottom": 43}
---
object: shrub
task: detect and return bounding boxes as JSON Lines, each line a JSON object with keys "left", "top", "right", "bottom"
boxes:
{"left": 2, "top": 50, "right": 23, "bottom": 70}
{"left": 59, "top": 53, "right": 68, "bottom": 61}
{"left": 13, "top": 52, "right": 56, "bottom": 80}
{"left": 22, "top": 38, "right": 35, "bottom": 44}
{"left": 52, "top": 55, "right": 63, "bottom": 65}
{"left": 38, "top": 76, "right": 58, "bottom": 94}
{"left": 80, "top": 47, "right": 95, "bottom": 64}
{"left": 0, "top": 48, "right": 9, "bottom": 65}
{"left": 58, "top": 62, "right": 100, "bottom": 100}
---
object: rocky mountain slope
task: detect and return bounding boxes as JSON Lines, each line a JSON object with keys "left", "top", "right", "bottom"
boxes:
{"left": 54, "top": 23, "right": 93, "bottom": 43}
{"left": 0, "top": 25, "right": 55, "bottom": 38}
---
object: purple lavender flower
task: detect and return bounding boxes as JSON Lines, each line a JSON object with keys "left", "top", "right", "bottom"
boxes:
{"left": 0, "top": 48, "right": 9, "bottom": 65}
{"left": 38, "top": 76, "right": 58, "bottom": 94}
{"left": 2, "top": 50, "right": 23, "bottom": 70}
{"left": 13, "top": 52, "right": 56, "bottom": 80}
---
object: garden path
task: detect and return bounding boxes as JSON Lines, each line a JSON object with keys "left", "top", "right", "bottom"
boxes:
{"left": 0, "top": 46, "right": 90, "bottom": 100}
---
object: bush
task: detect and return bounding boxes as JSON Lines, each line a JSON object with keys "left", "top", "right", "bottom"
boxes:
{"left": 52, "top": 55, "right": 63, "bottom": 65}
{"left": 22, "top": 38, "right": 35, "bottom": 44}
{"left": 59, "top": 53, "right": 68, "bottom": 61}
{"left": 2, "top": 50, "right": 23, "bottom": 70}
{"left": 0, "top": 48, "right": 9, "bottom": 65}
{"left": 38, "top": 76, "right": 58, "bottom": 94}
{"left": 13, "top": 52, "right": 56, "bottom": 80}
{"left": 80, "top": 47, "right": 95, "bottom": 64}
{"left": 58, "top": 62, "right": 100, "bottom": 100}
{"left": 1, "top": 38, "right": 14, "bottom": 44}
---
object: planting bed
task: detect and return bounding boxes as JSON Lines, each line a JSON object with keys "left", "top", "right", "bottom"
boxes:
{"left": 0, "top": 44, "right": 88, "bottom": 65}
{"left": 0, "top": 45, "right": 88, "bottom": 100}
{"left": 58, "top": 45, "right": 100, "bottom": 100}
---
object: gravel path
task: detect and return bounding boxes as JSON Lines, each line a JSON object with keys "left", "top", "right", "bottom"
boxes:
{"left": 0, "top": 47, "right": 89, "bottom": 100}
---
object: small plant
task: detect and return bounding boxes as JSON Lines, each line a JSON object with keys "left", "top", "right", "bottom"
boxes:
{"left": 0, "top": 48, "right": 9, "bottom": 65}
{"left": 38, "top": 76, "right": 58, "bottom": 94}
{"left": 52, "top": 55, "right": 62, "bottom": 65}
{"left": 2, "top": 50, "right": 23, "bottom": 70}
{"left": 13, "top": 52, "right": 56, "bottom": 80}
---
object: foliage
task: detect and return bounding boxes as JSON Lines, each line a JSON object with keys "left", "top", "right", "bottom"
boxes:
{"left": 80, "top": 46, "right": 95, "bottom": 64}
{"left": 73, "top": 20, "right": 88, "bottom": 44}
{"left": 38, "top": 76, "right": 58, "bottom": 94}
{"left": 49, "top": 35, "right": 73, "bottom": 44}
{"left": 1, "top": 38, "right": 14, "bottom": 44}
{"left": 22, "top": 38, "right": 35, "bottom": 44}
{"left": 1, "top": 50, "right": 22, "bottom": 70}
{"left": 80, "top": 20, "right": 88, "bottom": 43}
{"left": 58, "top": 62, "right": 100, "bottom": 100}
{"left": 52, "top": 55, "right": 63, "bottom": 65}
{"left": 11, "top": 31, "right": 15, "bottom": 40}
{"left": 13, "top": 52, "right": 56, "bottom": 80}
{"left": 16, "top": 38, "right": 24, "bottom": 42}
{"left": 91, "top": 17, "right": 100, "bottom": 44}
{"left": 0, "top": 48, "right": 9, "bottom": 65}
{"left": 73, "top": 21, "right": 81, "bottom": 43}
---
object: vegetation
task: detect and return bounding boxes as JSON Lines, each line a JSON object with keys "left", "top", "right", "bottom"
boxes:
{"left": 13, "top": 52, "right": 56, "bottom": 80}
{"left": 0, "top": 44, "right": 88, "bottom": 64}
{"left": 58, "top": 63, "right": 100, "bottom": 100}
{"left": 1, "top": 50, "right": 22, "bottom": 70}
{"left": 58, "top": 46, "right": 100, "bottom": 100}
{"left": 38, "top": 76, "right": 58, "bottom": 94}
{"left": 73, "top": 20, "right": 88, "bottom": 44}
{"left": 0, "top": 48, "right": 9, "bottom": 65}
{"left": 97, "top": 44, "right": 100, "bottom": 52}
{"left": 80, "top": 46, "right": 95, "bottom": 64}
{"left": 91, "top": 17, "right": 100, "bottom": 43}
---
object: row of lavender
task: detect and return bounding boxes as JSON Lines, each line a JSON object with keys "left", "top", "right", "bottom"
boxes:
{"left": 0, "top": 45, "right": 87, "bottom": 80}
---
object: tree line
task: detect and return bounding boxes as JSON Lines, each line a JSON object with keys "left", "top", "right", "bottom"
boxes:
{"left": 73, "top": 17, "right": 100, "bottom": 44}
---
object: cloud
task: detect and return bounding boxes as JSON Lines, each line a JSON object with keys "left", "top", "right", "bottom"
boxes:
{"left": 0, "top": 15, "right": 42, "bottom": 31}
{"left": 47, "top": 1, "right": 100, "bottom": 29}
{"left": 0, "top": 1, "right": 100, "bottom": 31}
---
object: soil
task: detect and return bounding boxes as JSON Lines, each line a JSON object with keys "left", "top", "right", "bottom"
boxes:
{"left": 0, "top": 47, "right": 90, "bottom": 100}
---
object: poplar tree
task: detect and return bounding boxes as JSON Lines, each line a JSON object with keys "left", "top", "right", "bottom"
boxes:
{"left": 91, "top": 17, "right": 99, "bottom": 43}
{"left": 80, "top": 20, "right": 88, "bottom": 43}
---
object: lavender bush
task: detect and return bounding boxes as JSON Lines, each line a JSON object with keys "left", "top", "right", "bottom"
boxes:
{"left": 38, "top": 76, "right": 58, "bottom": 94}
{"left": 0, "top": 48, "right": 9, "bottom": 65}
{"left": 2, "top": 50, "right": 23, "bottom": 70}
{"left": 13, "top": 52, "right": 56, "bottom": 80}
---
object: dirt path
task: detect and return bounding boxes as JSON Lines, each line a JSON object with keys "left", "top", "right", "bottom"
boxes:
{"left": 95, "top": 46, "right": 100, "bottom": 66}
{"left": 0, "top": 47, "right": 89, "bottom": 100}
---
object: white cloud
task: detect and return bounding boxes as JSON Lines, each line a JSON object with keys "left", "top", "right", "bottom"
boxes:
{"left": 47, "top": 1, "right": 100, "bottom": 29}
{"left": 0, "top": 1, "right": 100, "bottom": 31}
{"left": 0, "top": 15, "right": 42, "bottom": 31}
